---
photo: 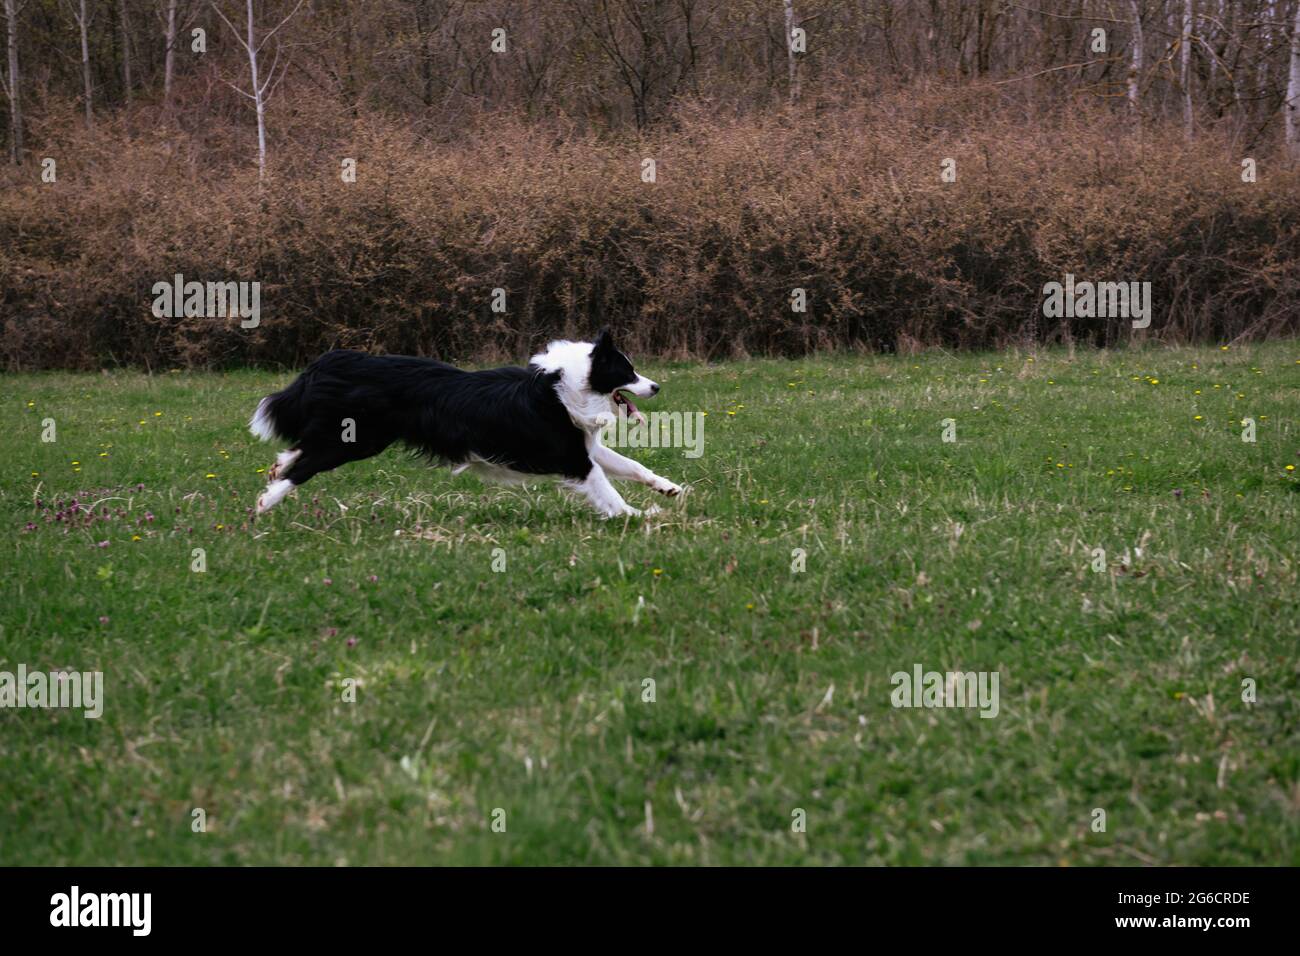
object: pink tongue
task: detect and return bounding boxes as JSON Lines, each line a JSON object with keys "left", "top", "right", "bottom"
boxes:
{"left": 622, "top": 394, "right": 645, "bottom": 424}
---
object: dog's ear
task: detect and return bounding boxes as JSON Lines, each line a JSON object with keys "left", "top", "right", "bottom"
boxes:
{"left": 592, "top": 328, "right": 614, "bottom": 354}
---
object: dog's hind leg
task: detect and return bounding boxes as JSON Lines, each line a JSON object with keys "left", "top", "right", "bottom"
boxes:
{"left": 267, "top": 447, "right": 301, "bottom": 482}
{"left": 281, "top": 445, "right": 364, "bottom": 486}
{"left": 257, "top": 439, "right": 385, "bottom": 516}
{"left": 256, "top": 447, "right": 350, "bottom": 515}
{"left": 257, "top": 478, "right": 297, "bottom": 514}
{"left": 591, "top": 444, "right": 682, "bottom": 497}
{"left": 257, "top": 448, "right": 304, "bottom": 513}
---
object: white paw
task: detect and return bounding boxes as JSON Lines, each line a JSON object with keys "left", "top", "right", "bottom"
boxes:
{"left": 652, "top": 479, "right": 683, "bottom": 497}
{"left": 256, "top": 478, "right": 294, "bottom": 515}
{"left": 600, "top": 505, "right": 642, "bottom": 519}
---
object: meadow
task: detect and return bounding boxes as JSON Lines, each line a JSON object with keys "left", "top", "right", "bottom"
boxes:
{"left": 1, "top": 341, "right": 1297, "bottom": 865}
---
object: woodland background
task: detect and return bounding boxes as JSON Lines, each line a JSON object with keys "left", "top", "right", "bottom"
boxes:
{"left": 3, "top": 0, "right": 1300, "bottom": 368}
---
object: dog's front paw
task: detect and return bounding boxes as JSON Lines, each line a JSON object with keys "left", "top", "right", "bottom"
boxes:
{"left": 601, "top": 505, "right": 642, "bottom": 519}
{"left": 652, "top": 479, "right": 683, "bottom": 497}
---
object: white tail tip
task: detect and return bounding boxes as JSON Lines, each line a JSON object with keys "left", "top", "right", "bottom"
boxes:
{"left": 249, "top": 397, "right": 277, "bottom": 442}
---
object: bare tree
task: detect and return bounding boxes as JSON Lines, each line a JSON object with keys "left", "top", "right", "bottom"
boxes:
{"left": 79, "top": 0, "right": 92, "bottom": 124}
{"left": 783, "top": 0, "right": 799, "bottom": 104}
{"left": 569, "top": 0, "right": 693, "bottom": 130}
{"left": 1288, "top": 0, "right": 1300, "bottom": 157}
{"left": 408, "top": 0, "right": 438, "bottom": 108}
{"left": 61, "top": 0, "right": 95, "bottom": 126}
{"left": 1, "top": 0, "right": 23, "bottom": 163}
{"left": 157, "top": 1, "right": 199, "bottom": 114}
{"left": 4, "top": 0, "right": 1300, "bottom": 152}
{"left": 162, "top": 0, "right": 177, "bottom": 107}
{"left": 211, "top": 0, "right": 305, "bottom": 180}
{"left": 1127, "top": 0, "right": 1143, "bottom": 126}
{"left": 120, "top": 0, "right": 133, "bottom": 106}
{"left": 1181, "top": 0, "right": 1193, "bottom": 138}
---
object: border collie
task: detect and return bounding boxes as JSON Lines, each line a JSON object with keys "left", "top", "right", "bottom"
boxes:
{"left": 247, "top": 330, "right": 683, "bottom": 518}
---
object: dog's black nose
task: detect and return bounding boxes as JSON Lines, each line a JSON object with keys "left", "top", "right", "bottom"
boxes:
{"left": 650, "top": 383, "right": 660, "bottom": 395}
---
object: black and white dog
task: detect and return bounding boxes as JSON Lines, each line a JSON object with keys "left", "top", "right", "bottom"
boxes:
{"left": 248, "top": 331, "right": 683, "bottom": 518}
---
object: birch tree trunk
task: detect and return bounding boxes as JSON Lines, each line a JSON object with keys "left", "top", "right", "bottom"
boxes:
{"left": 783, "top": 0, "right": 799, "bottom": 104}
{"left": 211, "top": 0, "right": 304, "bottom": 181}
{"left": 245, "top": 0, "right": 266, "bottom": 181}
{"left": 1255, "top": 2, "right": 1272, "bottom": 127}
{"left": 163, "top": 0, "right": 176, "bottom": 110}
{"left": 4, "top": 0, "right": 20, "bottom": 163}
{"left": 1127, "top": 0, "right": 1143, "bottom": 127}
{"left": 1287, "top": 0, "right": 1300, "bottom": 157}
{"left": 1182, "top": 0, "right": 1193, "bottom": 139}
{"left": 77, "top": 0, "right": 93, "bottom": 126}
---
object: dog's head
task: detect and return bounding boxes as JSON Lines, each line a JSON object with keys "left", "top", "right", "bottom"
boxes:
{"left": 531, "top": 329, "right": 658, "bottom": 427}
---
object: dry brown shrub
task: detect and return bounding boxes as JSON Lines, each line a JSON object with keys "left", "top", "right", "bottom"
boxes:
{"left": 2, "top": 86, "right": 1298, "bottom": 369}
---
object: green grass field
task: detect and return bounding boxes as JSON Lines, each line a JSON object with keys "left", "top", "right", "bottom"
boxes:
{"left": 2, "top": 342, "right": 1297, "bottom": 865}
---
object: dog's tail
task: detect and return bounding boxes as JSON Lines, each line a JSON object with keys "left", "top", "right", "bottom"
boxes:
{"left": 248, "top": 377, "right": 309, "bottom": 443}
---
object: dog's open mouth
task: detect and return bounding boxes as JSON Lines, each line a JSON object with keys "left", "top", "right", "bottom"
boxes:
{"left": 614, "top": 390, "right": 646, "bottom": 425}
